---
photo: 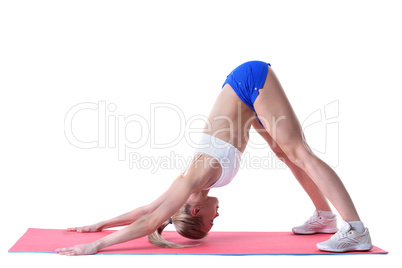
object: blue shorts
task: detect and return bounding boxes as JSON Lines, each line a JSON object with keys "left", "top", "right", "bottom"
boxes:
{"left": 222, "top": 61, "right": 271, "bottom": 127}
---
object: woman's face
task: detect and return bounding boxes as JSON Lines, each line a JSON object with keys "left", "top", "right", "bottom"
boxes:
{"left": 197, "top": 196, "right": 220, "bottom": 233}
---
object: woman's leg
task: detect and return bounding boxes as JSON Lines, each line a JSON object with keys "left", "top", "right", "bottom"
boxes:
{"left": 251, "top": 119, "right": 331, "bottom": 211}
{"left": 253, "top": 66, "right": 360, "bottom": 221}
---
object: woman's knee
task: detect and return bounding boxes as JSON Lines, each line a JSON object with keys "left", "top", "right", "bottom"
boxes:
{"left": 281, "top": 143, "right": 315, "bottom": 169}
{"left": 270, "top": 145, "right": 288, "bottom": 163}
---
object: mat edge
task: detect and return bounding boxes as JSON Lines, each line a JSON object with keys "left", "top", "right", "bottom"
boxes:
{"left": 8, "top": 251, "right": 389, "bottom": 256}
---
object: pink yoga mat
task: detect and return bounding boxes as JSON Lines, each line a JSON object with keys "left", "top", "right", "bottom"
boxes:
{"left": 9, "top": 228, "right": 387, "bottom": 255}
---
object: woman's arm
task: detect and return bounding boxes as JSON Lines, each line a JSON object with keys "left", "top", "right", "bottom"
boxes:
{"left": 67, "top": 175, "right": 184, "bottom": 232}
{"left": 95, "top": 206, "right": 148, "bottom": 230}
{"left": 57, "top": 174, "right": 196, "bottom": 255}
{"left": 67, "top": 206, "right": 148, "bottom": 232}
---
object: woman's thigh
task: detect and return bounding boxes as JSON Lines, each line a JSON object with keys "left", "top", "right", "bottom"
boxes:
{"left": 253, "top": 66, "right": 308, "bottom": 151}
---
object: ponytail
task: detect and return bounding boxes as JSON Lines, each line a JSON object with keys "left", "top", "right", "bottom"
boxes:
{"left": 147, "top": 204, "right": 207, "bottom": 248}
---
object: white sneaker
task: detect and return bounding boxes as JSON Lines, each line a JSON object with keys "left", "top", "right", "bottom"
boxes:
{"left": 292, "top": 210, "right": 339, "bottom": 234}
{"left": 316, "top": 221, "right": 373, "bottom": 252}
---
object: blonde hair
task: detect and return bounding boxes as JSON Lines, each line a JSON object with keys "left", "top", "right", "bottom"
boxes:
{"left": 147, "top": 204, "right": 207, "bottom": 248}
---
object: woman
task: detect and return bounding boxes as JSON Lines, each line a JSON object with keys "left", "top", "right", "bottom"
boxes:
{"left": 56, "top": 61, "right": 372, "bottom": 255}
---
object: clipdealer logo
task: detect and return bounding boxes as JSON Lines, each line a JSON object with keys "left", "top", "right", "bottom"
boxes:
{"left": 64, "top": 99, "right": 340, "bottom": 171}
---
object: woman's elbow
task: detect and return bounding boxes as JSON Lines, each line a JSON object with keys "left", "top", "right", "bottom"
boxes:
{"left": 137, "top": 215, "right": 161, "bottom": 235}
{"left": 141, "top": 205, "right": 152, "bottom": 216}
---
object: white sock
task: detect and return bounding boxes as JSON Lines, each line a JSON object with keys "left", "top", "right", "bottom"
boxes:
{"left": 348, "top": 221, "right": 365, "bottom": 233}
{"left": 316, "top": 210, "right": 334, "bottom": 218}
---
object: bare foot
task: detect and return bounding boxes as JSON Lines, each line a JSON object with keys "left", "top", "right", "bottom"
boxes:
{"left": 56, "top": 243, "right": 99, "bottom": 256}
{"left": 67, "top": 224, "right": 102, "bottom": 233}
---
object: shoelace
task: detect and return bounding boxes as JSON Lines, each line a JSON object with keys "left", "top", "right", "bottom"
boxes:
{"left": 305, "top": 215, "right": 322, "bottom": 224}
{"left": 331, "top": 225, "right": 351, "bottom": 240}
{"left": 305, "top": 215, "right": 316, "bottom": 223}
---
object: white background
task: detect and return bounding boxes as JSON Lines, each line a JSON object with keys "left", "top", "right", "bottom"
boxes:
{"left": 1, "top": 0, "right": 401, "bottom": 267}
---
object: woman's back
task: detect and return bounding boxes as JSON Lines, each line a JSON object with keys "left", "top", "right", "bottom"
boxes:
{"left": 202, "top": 84, "right": 256, "bottom": 153}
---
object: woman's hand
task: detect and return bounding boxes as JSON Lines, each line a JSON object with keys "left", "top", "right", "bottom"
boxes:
{"left": 67, "top": 223, "right": 102, "bottom": 233}
{"left": 56, "top": 242, "right": 100, "bottom": 256}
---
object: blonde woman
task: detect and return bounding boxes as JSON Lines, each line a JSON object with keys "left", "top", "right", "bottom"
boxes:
{"left": 56, "top": 61, "right": 372, "bottom": 255}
